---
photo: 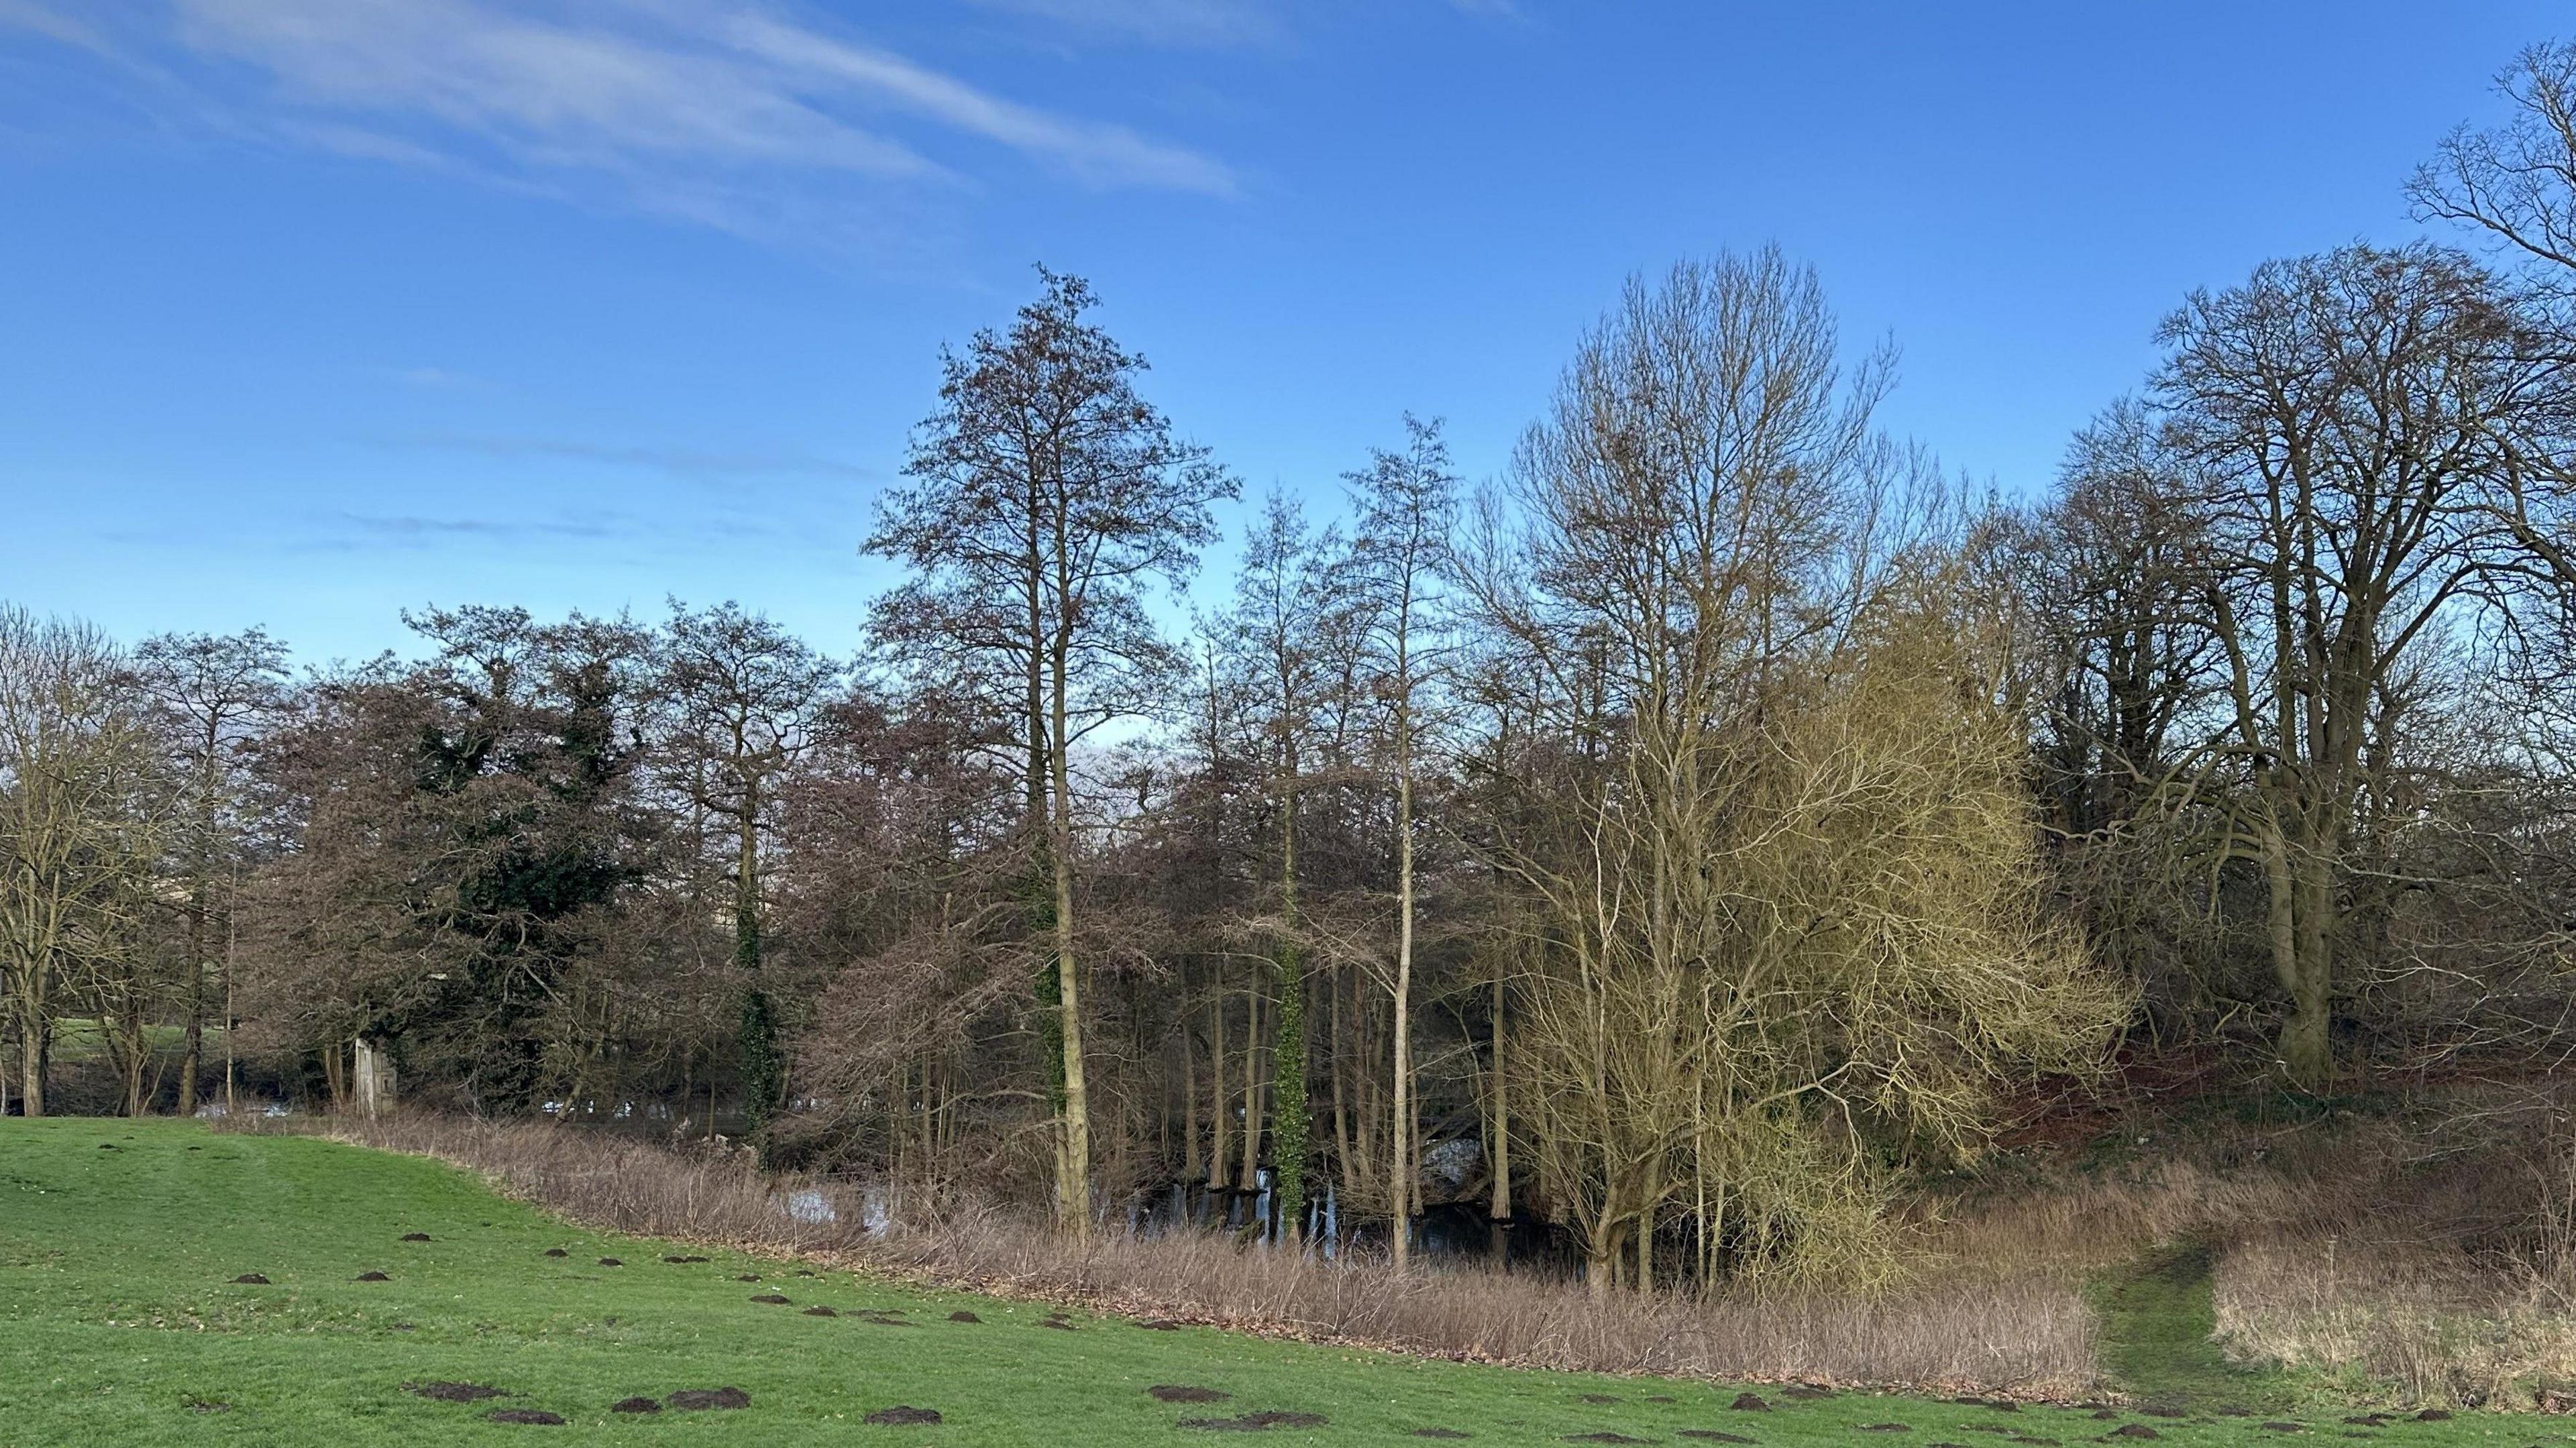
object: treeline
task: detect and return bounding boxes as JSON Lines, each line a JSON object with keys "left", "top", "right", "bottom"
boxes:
{"left": 8, "top": 43, "right": 2576, "bottom": 1294}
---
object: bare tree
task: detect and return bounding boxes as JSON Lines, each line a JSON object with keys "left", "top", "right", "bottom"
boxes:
{"left": 1222, "top": 489, "right": 1340, "bottom": 1242}
{"left": 0, "top": 607, "right": 164, "bottom": 1117}
{"left": 655, "top": 600, "right": 843, "bottom": 1144}
{"left": 1347, "top": 414, "right": 1459, "bottom": 1267}
{"left": 2155, "top": 243, "right": 2561, "bottom": 1087}
{"left": 2411, "top": 41, "right": 2576, "bottom": 305}
{"left": 133, "top": 628, "right": 286, "bottom": 1115}
{"left": 867, "top": 268, "right": 1234, "bottom": 1234}
{"left": 1466, "top": 253, "right": 2123, "bottom": 1290}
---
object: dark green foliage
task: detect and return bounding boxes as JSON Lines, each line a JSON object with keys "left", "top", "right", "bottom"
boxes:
{"left": 1269, "top": 943, "right": 1309, "bottom": 1242}
{"left": 739, "top": 986, "right": 782, "bottom": 1138}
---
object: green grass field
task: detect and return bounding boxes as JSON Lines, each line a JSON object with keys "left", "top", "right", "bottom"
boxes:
{"left": 0, "top": 1119, "right": 2555, "bottom": 1447}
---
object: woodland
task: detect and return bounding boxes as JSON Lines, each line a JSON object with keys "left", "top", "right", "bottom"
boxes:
{"left": 11, "top": 40, "right": 2576, "bottom": 1325}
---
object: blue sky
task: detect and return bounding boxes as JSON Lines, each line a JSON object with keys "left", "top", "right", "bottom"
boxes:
{"left": 1, "top": 0, "right": 2563, "bottom": 663}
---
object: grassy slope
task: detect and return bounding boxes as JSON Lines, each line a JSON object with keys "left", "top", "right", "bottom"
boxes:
{"left": 0, "top": 1121, "right": 2544, "bottom": 1447}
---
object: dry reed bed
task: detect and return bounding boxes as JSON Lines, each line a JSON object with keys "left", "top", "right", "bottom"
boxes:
{"left": 241, "top": 1112, "right": 2102, "bottom": 1395}
{"left": 1938, "top": 1107, "right": 2576, "bottom": 1409}
{"left": 2213, "top": 1235, "right": 2576, "bottom": 1408}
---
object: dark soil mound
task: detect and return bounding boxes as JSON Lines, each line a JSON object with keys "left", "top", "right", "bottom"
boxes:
{"left": 1180, "top": 1411, "right": 1330, "bottom": 1431}
{"left": 2414, "top": 1412, "right": 2451, "bottom": 1423}
{"left": 407, "top": 1382, "right": 506, "bottom": 1402}
{"left": 610, "top": 1397, "right": 662, "bottom": 1413}
{"left": 1580, "top": 1394, "right": 1621, "bottom": 1405}
{"left": 866, "top": 1406, "right": 943, "bottom": 1425}
{"left": 948, "top": 1311, "right": 981, "bottom": 1323}
{"left": 664, "top": 1255, "right": 708, "bottom": 1264}
{"left": 229, "top": 1273, "right": 270, "bottom": 1284}
{"left": 1038, "top": 1317, "right": 1075, "bottom": 1329}
{"left": 749, "top": 1293, "right": 791, "bottom": 1304}
{"left": 803, "top": 1305, "right": 838, "bottom": 1317}
{"left": 1565, "top": 1436, "right": 1654, "bottom": 1445}
{"left": 1150, "top": 1386, "right": 1232, "bottom": 1404}
{"left": 400, "top": 1233, "right": 431, "bottom": 1242}
{"left": 666, "top": 1387, "right": 751, "bottom": 1410}
{"left": 596, "top": 1258, "right": 623, "bottom": 1267}
{"left": 484, "top": 1409, "right": 566, "bottom": 1425}
{"left": 736, "top": 1274, "right": 762, "bottom": 1282}
{"left": 2109, "top": 1429, "right": 2161, "bottom": 1441}
{"left": 354, "top": 1271, "right": 390, "bottom": 1282}
{"left": 1730, "top": 1395, "right": 1770, "bottom": 1412}
{"left": 543, "top": 1248, "right": 568, "bottom": 1258}
{"left": 1414, "top": 1432, "right": 1471, "bottom": 1440}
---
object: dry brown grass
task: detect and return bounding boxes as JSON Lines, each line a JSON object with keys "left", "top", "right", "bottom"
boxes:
{"left": 2213, "top": 1235, "right": 2576, "bottom": 1408}
{"left": 1935, "top": 1093, "right": 2576, "bottom": 1409}
{"left": 226, "top": 1091, "right": 2576, "bottom": 1406}
{"left": 2189, "top": 1101, "right": 2576, "bottom": 1408}
{"left": 231, "top": 1111, "right": 2104, "bottom": 1394}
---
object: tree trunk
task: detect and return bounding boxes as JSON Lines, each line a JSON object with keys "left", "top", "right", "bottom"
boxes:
{"left": 178, "top": 886, "right": 206, "bottom": 1117}
{"left": 1048, "top": 650, "right": 1093, "bottom": 1238}
{"left": 2259, "top": 795, "right": 2335, "bottom": 1091}
{"left": 1271, "top": 747, "right": 1309, "bottom": 1245}
{"left": 1236, "top": 973, "right": 1267, "bottom": 1211}
{"left": 1391, "top": 707, "right": 1417, "bottom": 1270}
{"left": 17, "top": 1002, "right": 44, "bottom": 1119}
{"left": 1488, "top": 967, "right": 1510, "bottom": 1263}
{"left": 1181, "top": 988, "right": 1201, "bottom": 1186}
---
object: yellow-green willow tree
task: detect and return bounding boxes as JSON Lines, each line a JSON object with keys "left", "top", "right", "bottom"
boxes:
{"left": 1466, "top": 251, "right": 2129, "bottom": 1290}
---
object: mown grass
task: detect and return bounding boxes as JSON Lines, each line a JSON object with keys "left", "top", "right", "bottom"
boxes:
{"left": 0, "top": 1119, "right": 2553, "bottom": 1447}
{"left": 2092, "top": 1244, "right": 2282, "bottom": 1412}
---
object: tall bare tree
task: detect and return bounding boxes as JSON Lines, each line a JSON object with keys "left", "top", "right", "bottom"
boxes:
{"left": 1224, "top": 489, "right": 1338, "bottom": 1242}
{"left": 1347, "top": 414, "right": 1458, "bottom": 1267}
{"left": 133, "top": 628, "right": 286, "bottom": 1115}
{"left": 867, "top": 268, "right": 1234, "bottom": 1234}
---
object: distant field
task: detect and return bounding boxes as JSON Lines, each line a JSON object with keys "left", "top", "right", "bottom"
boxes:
{"left": 0, "top": 1120, "right": 2545, "bottom": 1447}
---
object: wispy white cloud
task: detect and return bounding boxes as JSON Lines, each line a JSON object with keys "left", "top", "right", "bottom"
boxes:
{"left": 728, "top": 12, "right": 1233, "bottom": 193}
{"left": 0, "top": 0, "right": 1236, "bottom": 242}
{"left": 957, "top": 0, "right": 1284, "bottom": 49}
{"left": 0, "top": 0, "right": 110, "bottom": 54}
{"left": 960, "top": 0, "right": 1525, "bottom": 48}
{"left": 386, "top": 432, "right": 875, "bottom": 484}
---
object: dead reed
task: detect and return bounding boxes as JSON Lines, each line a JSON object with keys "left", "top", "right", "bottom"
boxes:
{"left": 236, "top": 1111, "right": 2102, "bottom": 1394}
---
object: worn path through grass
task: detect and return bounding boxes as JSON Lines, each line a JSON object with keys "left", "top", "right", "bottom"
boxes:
{"left": 0, "top": 1119, "right": 2548, "bottom": 1446}
{"left": 2090, "top": 1245, "right": 2282, "bottom": 1414}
